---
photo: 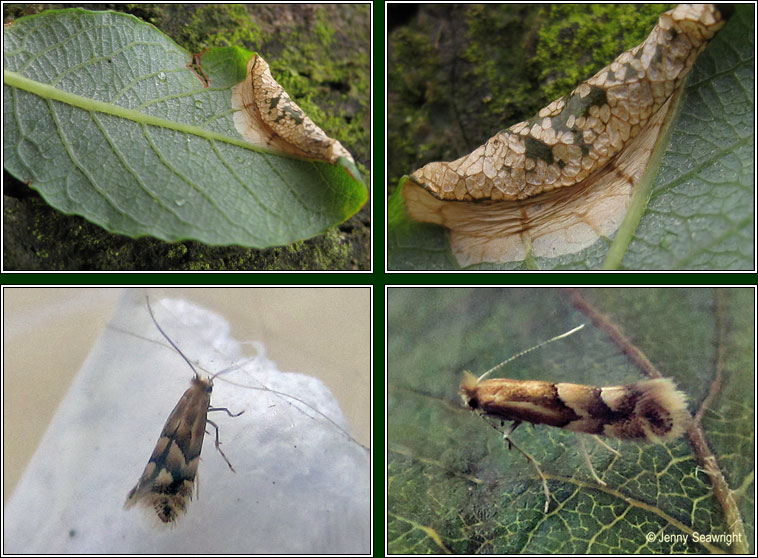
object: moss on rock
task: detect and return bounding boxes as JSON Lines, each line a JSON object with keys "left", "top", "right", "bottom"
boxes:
{"left": 388, "top": 4, "right": 673, "bottom": 197}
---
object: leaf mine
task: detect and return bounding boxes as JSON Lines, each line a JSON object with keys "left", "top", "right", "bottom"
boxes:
{"left": 232, "top": 54, "right": 355, "bottom": 165}
{"left": 402, "top": 4, "right": 731, "bottom": 266}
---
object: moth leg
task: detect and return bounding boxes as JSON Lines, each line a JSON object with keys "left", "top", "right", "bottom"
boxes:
{"left": 206, "top": 418, "right": 237, "bottom": 473}
{"left": 489, "top": 418, "right": 550, "bottom": 512}
{"left": 503, "top": 433, "right": 551, "bottom": 514}
{"left": 592, "top": 434, "right": 621, "bottom": 456}
{"left": 479, "top": 417, "right": 550, "bottom": 511}
{"left": 578, "top": 435, "right": 606, "bottom": 486}
{"left": 208, "top": 406, "right": 245, "bottom": 418}
{"left": 503, "top": 420, "right": 522, "bottom": 451}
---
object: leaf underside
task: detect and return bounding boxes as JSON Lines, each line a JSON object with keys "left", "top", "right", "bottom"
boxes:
{"left": 388, "top": 4, "right": 753, "bottom": 270}
{"left": 3, "top": 9, "right": 367, "bottom": 247}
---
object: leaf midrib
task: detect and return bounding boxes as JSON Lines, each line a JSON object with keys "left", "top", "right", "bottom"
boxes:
{"left": 3, "top": 69, "right": 309, "bottom": 162}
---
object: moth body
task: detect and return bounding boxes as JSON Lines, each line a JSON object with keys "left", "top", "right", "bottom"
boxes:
{"left": 460, "top": 371, "right": 690, "bottom": 442}
{"left": 124, "top": 375, "right": 214, "bottom": 523}
{"left": 124, "top": 297, "right": 243, "bottom": 525}
{"left": 458, "top": 325, "right": 691, "bottom": 513}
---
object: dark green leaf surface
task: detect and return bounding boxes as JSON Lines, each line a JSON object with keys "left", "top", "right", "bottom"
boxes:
{"left": 388, "top": 288, "right": 754, "bottom": 553}
{"left": 3, "top": 9, "right": 367, "bottom": 247}
{"left": 387, "top": 5, "right": 753, "bottom": 270}
{"left": 620, "top": 5, "right": 754, "bottom": 269}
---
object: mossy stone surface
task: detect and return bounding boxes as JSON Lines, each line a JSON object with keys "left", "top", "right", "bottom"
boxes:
{"left": 388, "top": 4, "right": 671, "bottom": 196}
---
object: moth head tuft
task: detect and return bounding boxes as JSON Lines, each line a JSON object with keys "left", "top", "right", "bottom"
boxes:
{"left": 191, "top": 375, "right": 213, "bottom": 393}
{"left": 459, "top": 371, "right": 481, "bottom": 409}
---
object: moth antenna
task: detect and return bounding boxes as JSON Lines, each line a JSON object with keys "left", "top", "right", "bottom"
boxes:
{"left": 477, "top": 324, "right": 585, "bottom": 382}
{"left": 209, "top": 362, "right": 247, "bottom": 382}
{"left": 145, "top": 295, "right": 200, "bottom": 379}
{"left": 258, "top": 385, "right": 369, "bottom": 452}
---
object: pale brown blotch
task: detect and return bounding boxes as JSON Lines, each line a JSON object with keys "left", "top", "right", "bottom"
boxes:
{"left": 231, "top": 54, "right": 354, "bottom": 164}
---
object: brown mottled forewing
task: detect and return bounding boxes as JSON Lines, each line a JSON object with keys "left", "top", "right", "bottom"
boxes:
{"left": 124, "top": 376, "right": 211, "bottom": 524}
{"left": 461, "top": 373, "right": 689, "bottom": 442}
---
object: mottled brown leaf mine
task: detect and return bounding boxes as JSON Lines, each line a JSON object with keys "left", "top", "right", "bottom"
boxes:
{"left": 403, "top": 4, "right": 730, "bottom": 265}
{"left": 232, "top": 54, "right": 354, "bottom": 165}
{"left": 124, "top": 297, "right": 243, "bottom": 525}
{"left": 412, "top": 5, "right": 727, "bottom": 201}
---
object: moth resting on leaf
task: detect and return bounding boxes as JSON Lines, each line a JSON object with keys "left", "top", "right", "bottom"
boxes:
{"left": 124, "top": 298, "right": 243, "bottom": 524}
{"left": 458, "top": 325, "right": 691, "bottom": 512}
{"left": 402, "top": 4, "right": 731, "bottom": 265}
{"left": 460, "top": 373, "right": 690, "bottom": 443}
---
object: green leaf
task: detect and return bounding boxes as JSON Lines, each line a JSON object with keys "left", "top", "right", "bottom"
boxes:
{"left": 387, "top": 5, "right": 753, "bottom": 270}
{"left": 616, "top": 6, "right": 754, "bottom": 269}
{"left": 388, "top": 288, "right": 754, "bottom": 553}
{"left": 3, "top": 9, "right": 367, "bottom": 247}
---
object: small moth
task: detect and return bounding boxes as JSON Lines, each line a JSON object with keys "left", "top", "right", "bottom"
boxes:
{"left": 459, "top": 324, "right": 690, "bottom": 512}
{"left": 460, "top": 373, "right": 690, "bottom": 443}
{"left": 124, "top": 297, "right": 244, "bottom": 524}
